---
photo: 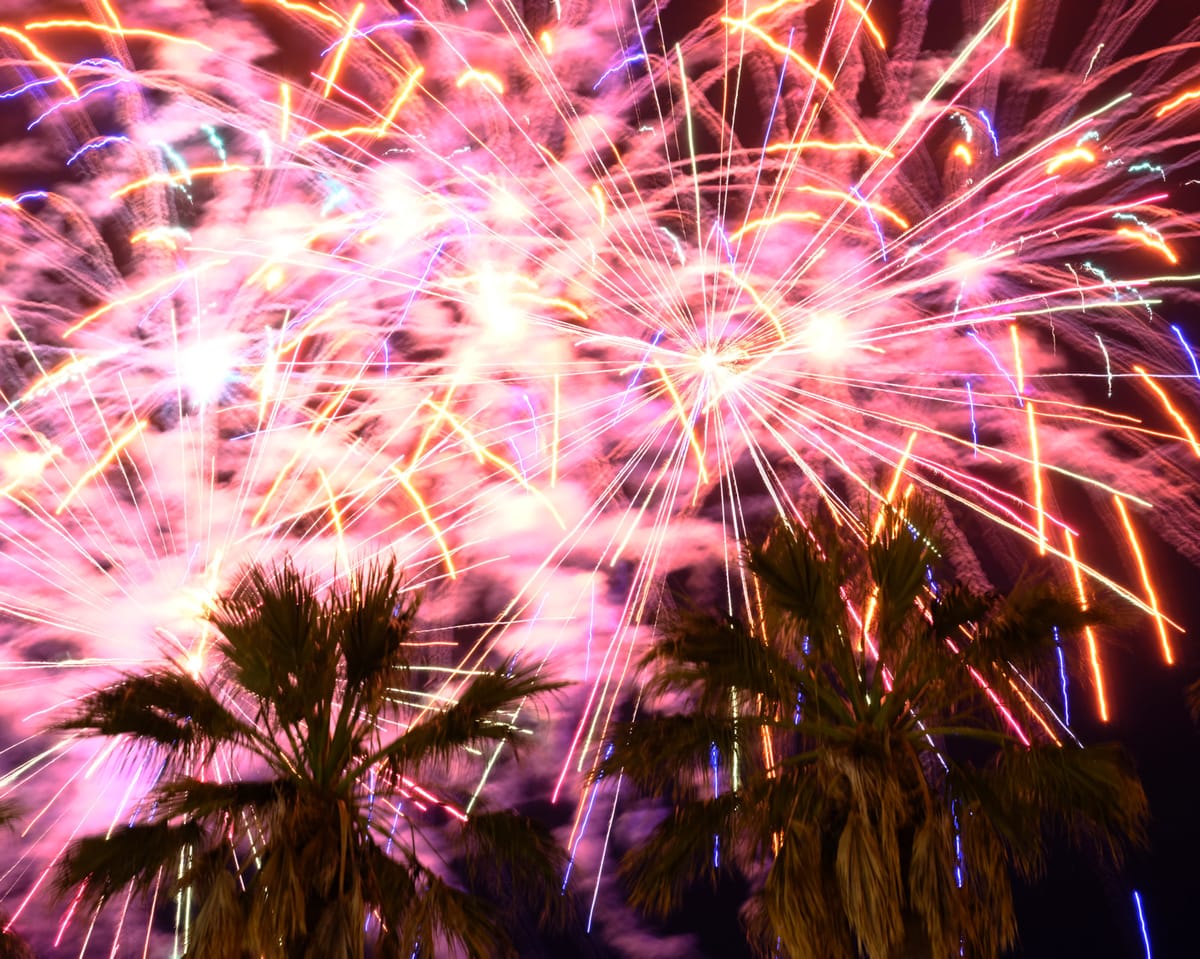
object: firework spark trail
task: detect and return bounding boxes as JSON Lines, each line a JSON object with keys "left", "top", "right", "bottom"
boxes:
{"left": 0, "top": 0, "right": 1199, "bottom": 952}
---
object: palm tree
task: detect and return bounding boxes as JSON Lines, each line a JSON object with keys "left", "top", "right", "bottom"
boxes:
{"left": 0, "top": 801, "right": 34, "bottom": 959}
{"left": 602, "top": 499, "right": 1147, "bottom": 959}
{"left": 54, "top": 558, "right": 569, "bottom": 959}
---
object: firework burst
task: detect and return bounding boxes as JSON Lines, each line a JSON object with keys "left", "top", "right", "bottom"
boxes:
{"left": 0, "top": 0, "right": 1198, "bottom": 951}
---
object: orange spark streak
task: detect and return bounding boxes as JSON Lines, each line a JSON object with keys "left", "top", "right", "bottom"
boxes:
{"left": 952, "top": 143, "right": 973, "bottom": 165}
{"left": 1026, "top": 400, "right": 1046, "bottom": 555}
{"left": 394, "top": 470, "right": 457, "bottom": 579}
{"left": 845, "top": 0, "right": 887, "bottom": 48}
{"left": 1116, "top": 227, "right": 1179, "bottom": 264}
{"left": 794, "top": 186, "right": 910, "bottom": 229}
{"left": 64, "top": 260, "right": 227, "bottom": 337}
{"left": 279, "top": 82, "right": 291, "bottom": 141}
{"left": 870, "top": 432, "right": 917, "bottom": 539}
{"left": 1113, "top": 495, "right": 1173, "bottom": 665}
{"left": 316, "top": 468, "right": 347, "bottom": 569}
{"left": 251, "top": 0, "right": 341, "bottom": 27}
{"left": 764, "top": 140, "right": 893, "bottom": 158}
{"left": 1010, "top": 323, "right": 1025, "bottom": 395}
{"left": 97, "top": 0, "right": 121, "bottom": 28}
{"left": 721, "top": 269, "right": 786, "bottom": 341}
{"left": 1005, "top": 0, "right": 1020, "bottom": 46}
{"left": 24, "top": 19, "right": 210, "bottom": 49}
{"left": 422, "top": 401, "right": 565, "bottom": 526}
{"left": 1133, "top": 365, "right": 1200, "bottom": 457}
{"left": 1063, "top": 529, "right": 1108, "bottom": 722}
{"left": 110, "top": 165, "right": 252, "bottom": 199}
{"left": 1155, "top": 86, "right": 1200, "bottom": 118}
{"left": 722, "top": 18, "right": 834, "bottom": 90}
{"left": 304, "top": 68, "right": 424, "bottom": 143}
{"left": 746, "top": 0, "right": 885, "bottom": 48}
{"left": 55, "top": 419, "right": 147, "bottom": 515}
{"left": 729, "top": 211, "right": 822, "bottom": 242}
{"left": 321, "top": 2, "right": 365, "bottom": 98}
{"left": 455, "top": 70, "right": 505, "bottom": 95}
{"left": 654, "top": 363, "right": 710, "bottom": 483}
{"left": 1006, "top": 675, "right": 1061, "bottom": 745}
{"left": 250, "top": 384, "right": 354, "bottom": 528}
{"left": 129, "top": 227, "right": 188, "bottom": 248}
{"left": 1044, "top": 147, "right": 1095, "bottom": 175}
{"left": 538, "top": 30, "right": 553, "bottom": 55}
{"left": 0, "top": 27, "right": 78, "bottom": 97}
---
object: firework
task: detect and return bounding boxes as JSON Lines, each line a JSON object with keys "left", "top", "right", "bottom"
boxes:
{"left": 0, "top": 0, "right": 1198, "bottom": 952}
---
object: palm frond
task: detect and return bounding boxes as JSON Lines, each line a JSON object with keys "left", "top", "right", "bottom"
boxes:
{"left": 758, "top": 819, "right": 854, "bottom": 959}
{"left": 208, "top": 559, "right": 334, "bottom": 727}
{"left": 986, "top": 741, "right": 1148, "bottom": 870}
{"left": 459, "top": 808, "right": 572, "bottom": 928}
{"left": 0, "top": 914, "right": 36, "bottom": 959}
{"left": 966, "top": 578, "right": 1108, "bottom": 673}
{"left": 0, "top": 799, "right": 20, "bottom": 831}
{"left": 600, "top": 712, "right": 756, "bottom": 797}
{"left": 56, "top": 819, "right": 204, "bottom": 906}
{"left": 745, "top": 517, "right": 846, "bottom": 647}
{"left": 54, "top": 670, "right": 250, "bottom": 763}
{"left": 246, "top": 832, "right": 308, "bottom": 954}
{"left": 643, "top": 606, "right": 801, "bottom": 708}
{"left": 303, "top": 891, "right": 365, "bottom": 959}
{"left": 906, "top": 814, "right": 967, "bottom": 959}
{"left": 333, "top": 558, "right": 418, "bottom": 695}
{"left": 395, "top": 871, "right": 510, "bottom": 959}
{"left": 184, "top": 843, "right": 247, "bottom": 959}
{"left": 154, "top": 777, "right": 293, "bottom": 822}
{"left": 833, "top": 809, "right": 904, "bottom": 959}
{"left": 376, "top": 664, "right": 567, "bottom": 772}
{"left": 620, "top": 794, "right": 741, "bottom": 917}
{"left": 866, "top": 499, "right": 941, "bottom": 646}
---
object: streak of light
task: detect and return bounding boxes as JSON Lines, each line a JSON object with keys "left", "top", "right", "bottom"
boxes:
{"left": 54, "top": 419, "right": 147, "bottom": 516}
{"left": 1010, "top": 323, "right": 1025, "bottom": 395}
{"left": 1154, "top": 86, "right": 1200, "bottom": 118}
{"left": 24, "top": 18, "right": 211, "bottom": 49}
{"left": 456, "top": 69, "right": 505, "bottom": 95}
{"left": 279, "top": 82, "right": 291, "bottom": 141}
{"left": 653, "top": 363, "right": 709, "bottom": 483}
{"left": 304, "top": 68, "right": 424, "bottom": 142}
{"left": 1172, "top": 325, "right": 1200, "bottom": 380}
{"left": 1064, "top": 528, "right": 1108, "bottom": 722}
{"left": 1133, "top": 365, "right": 1200, "bottom": 457}
{"left": 393, "top": 470, "right": 457, "bottom": 579}
{"left": 551, "top": 373, "right": 561, "bottom": 487}
{"left": 764, "top": 140, "right": 894, "bottom": 158}
{"left": 0, "top": 26, "right": 79, "bottom": 96}
{"left": 1113, "top": 495, "right": 1173, "bottom": 665}
{"left": 109, "top": 165, "right": 252, "bottom": 199}
{"left": 1133, "top": 891, "right": 1154, "bottom": 959}
{"left": 1005, "top": 0, "right": 1021, "bottom": 46}
{"left": 722, "top": 18, "right": 834, "bottom": 91}
{"left": 320, "top": 2, "right": 365, "bottom": 98}
{"left": 1026, "top": 400, "right": 1046, "bottom": 555}
{"left": 1116, "top": 226, "right": 1179, "bottom": 264}
{"left": 251, "top": 0, "right": 342, "bottom": 27}
{"left": 1044, "top": 147, "right": 1095, "bottom": 175}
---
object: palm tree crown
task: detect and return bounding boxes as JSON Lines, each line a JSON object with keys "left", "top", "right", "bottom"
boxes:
{"left": 55, "top": 558, "right": 568, "bottom": 959}
{"left": 604, "top": 500, "right": 1147, "bottom": 959}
